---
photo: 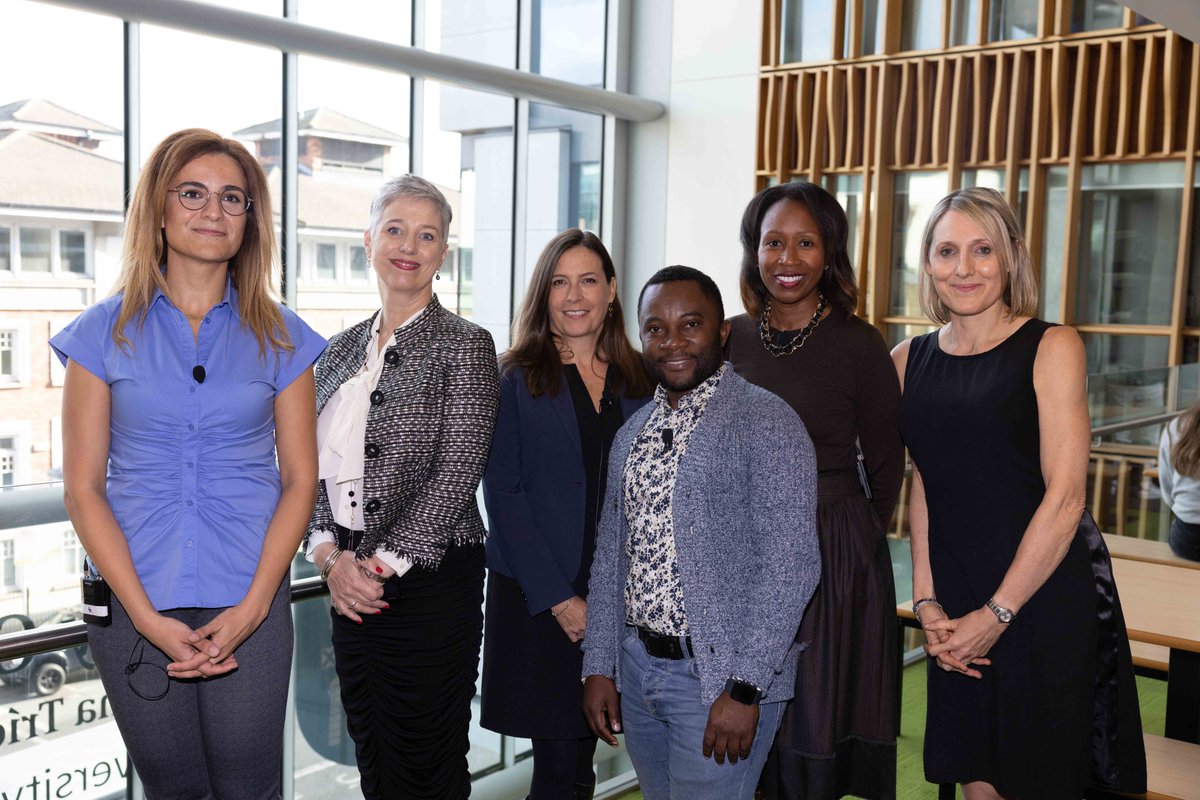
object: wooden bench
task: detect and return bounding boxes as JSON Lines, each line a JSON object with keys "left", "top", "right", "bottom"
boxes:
{"left": 1104, "top": 534, "right": 1200, "bottom": 571}
{"left": 1088, "top": 734, "right": 1200, "bottom": 800}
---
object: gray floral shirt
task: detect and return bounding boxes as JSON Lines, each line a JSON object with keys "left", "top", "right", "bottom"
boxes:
{"left": 623, "top": 364, "right": 727, "bottom": 636}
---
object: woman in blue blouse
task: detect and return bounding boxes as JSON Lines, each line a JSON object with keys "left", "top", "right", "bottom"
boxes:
{"left": 54, "top": 129, "right": 324, "bottom": 799}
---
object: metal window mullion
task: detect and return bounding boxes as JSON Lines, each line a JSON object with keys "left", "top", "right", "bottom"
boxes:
{"left": 280, "top": 0, "right": 299, "bottom": 308}
{"left": 410, "top": 0, "right": 427, "bottom": 176}
{"left": 511, "top": 0, "right": 533, "bottom": 315}
{"left": 601, "top": 0, "right": 628, "bottom": 253}
{"left": 123, "top": 20, "right": 140, "bottom": 214}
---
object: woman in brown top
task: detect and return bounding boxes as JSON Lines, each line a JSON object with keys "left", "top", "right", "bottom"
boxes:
{"left": 725, "top": 181, "right": 903, "bottom": 800}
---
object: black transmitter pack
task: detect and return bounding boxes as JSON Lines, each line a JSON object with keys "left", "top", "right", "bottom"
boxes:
{"left": 81, "top": 556, "right": 112, "bottom": 627}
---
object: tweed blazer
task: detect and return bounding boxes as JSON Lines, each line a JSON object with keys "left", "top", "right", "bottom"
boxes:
{"left": 581, "top": 367, "right": 821, "bottom": 705}
{"left": 305, "top": 296, "right": 499, "bottom": 568}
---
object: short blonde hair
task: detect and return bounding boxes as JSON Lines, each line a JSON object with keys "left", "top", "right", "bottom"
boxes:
{"left": 917, "top": 187, "right": 1037, "bottom": 325}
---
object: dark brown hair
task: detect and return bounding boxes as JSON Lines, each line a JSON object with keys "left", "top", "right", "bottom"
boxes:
{"left": 738, "top": 181, "right": 858, "bottom": 319}
{"left": 502, "top": 229, "right": 653, "bottom": 398}
{"left": 1171, "top": 401, "right": 1200, "bottom": 478}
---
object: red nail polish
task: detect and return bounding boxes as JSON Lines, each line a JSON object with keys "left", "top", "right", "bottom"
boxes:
{"left": 375, "top": 566, "right": 383, "bottom": 574}
{"left": 356, "top": 619, "right": 362, "bottom": 625}
{"left": 382, "top": 603, "right": 390, "bottom": 609}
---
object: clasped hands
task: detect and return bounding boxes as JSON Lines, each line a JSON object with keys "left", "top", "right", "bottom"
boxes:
{"left": 317, "top": 543, "right": 392, "bottom": 624}
{"left": 142, "top": 602, "right": 268, "bottom": 680}
{"left": 920, "top": 605, "right": 1003, "bottom": 679}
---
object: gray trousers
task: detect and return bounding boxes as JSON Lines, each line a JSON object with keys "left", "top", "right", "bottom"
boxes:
{"left": 87, "top": 580, "right": 292, "bottom": 800}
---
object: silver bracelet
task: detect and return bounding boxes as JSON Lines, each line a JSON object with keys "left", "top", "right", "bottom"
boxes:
{"left": 912, "top": 597, "right": 942, "bottom": 621}
{"left": 319, "top": 548, "right": 343, "bottom": 581}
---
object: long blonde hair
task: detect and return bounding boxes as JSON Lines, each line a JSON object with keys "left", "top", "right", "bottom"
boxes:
{"left": 917, "top": 187, "right": 1037, "bottom": 325}
{"left": 113, "top": 128, "right": 291, "bottom": 357}
{"left": 1171, "top": 402, "right": 1200, "bottom": 477}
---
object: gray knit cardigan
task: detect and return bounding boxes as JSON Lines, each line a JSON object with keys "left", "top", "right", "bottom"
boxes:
{"left": 582, "top": 367, "right": 821, "bottom": 704}
{"left": 305, "top": 297, "right": 499, "bottom": 568}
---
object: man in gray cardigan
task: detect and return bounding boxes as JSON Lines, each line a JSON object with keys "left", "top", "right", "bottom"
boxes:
{"left": 582, "top": 266, "right": 820, "bottom": 800}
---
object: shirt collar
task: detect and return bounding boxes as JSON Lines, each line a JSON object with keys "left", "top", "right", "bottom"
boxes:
{"left": 653, "top": 362, "right": 727, "bottom": 414}
{"left": 150, "top": 272, "right": 240, "bottom": 319}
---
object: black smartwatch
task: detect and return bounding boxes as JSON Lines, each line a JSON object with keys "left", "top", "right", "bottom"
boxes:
{"left": 724, "top": 678, "right": 762, "bottom": 705}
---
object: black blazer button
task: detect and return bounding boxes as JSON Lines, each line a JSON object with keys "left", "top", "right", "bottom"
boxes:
{"left": 384, "top": 350, "right": 399, "bottom": 365}
{"left": 365, "top": 499, "right": 381, "bottom": 513}
{"left": 364, "top": 443, "right": 380, "bottom": 458}
{"left": 370, "top": 390, "right": 385, "bottom": 406}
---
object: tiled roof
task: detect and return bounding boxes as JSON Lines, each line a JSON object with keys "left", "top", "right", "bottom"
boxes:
{"left": 236, "top": 107, "right": 406, "bottom": 144}
{"left": 0, "top": 98, "right": 122, "bottom": 137}
{"left": 0, "top": 131, "right": 123, "bottom": 215}
{"left": 266, "top": 169, "right": 460, "bottom": 236}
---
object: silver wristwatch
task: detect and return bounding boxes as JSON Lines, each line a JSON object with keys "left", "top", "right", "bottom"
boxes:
{"left": 986, "top": 597, "right": 1015, "bottom": 624}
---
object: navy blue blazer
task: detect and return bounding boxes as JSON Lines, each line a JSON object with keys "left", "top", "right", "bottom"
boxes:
{"left": 483, "top": 364, "right": 649, "bottom": 616}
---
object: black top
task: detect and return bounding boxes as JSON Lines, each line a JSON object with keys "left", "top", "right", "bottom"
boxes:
{"left": 563, "top": 363, "right": 625, "bottom": 595}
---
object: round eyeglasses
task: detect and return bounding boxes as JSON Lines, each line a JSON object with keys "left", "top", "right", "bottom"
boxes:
{"left": 168, "top": 182, "right": 253, "bottom": 216}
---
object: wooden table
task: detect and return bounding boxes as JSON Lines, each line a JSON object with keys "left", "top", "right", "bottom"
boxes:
{"left": 1112, "top": 558, "right": 1200, "bottom": 743}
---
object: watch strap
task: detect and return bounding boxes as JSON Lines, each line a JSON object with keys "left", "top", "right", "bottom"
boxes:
{"left": 724, "top": 678, "right": 763, "bottom": 705}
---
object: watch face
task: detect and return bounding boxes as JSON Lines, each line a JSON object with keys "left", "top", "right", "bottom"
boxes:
{"left": 998, "top": 609, "right": 1013, "bottom": 623}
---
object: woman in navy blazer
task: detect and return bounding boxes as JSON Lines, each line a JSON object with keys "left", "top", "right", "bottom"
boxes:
{"left": 482, "top": 229, "right": 653, "bottom": 800}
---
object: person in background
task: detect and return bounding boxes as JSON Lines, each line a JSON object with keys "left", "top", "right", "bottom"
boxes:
{"left": 893, "top": 187, "right": 1145, "bottom": 799}
{"left": 304, "top": 174, "right": 499, "bottom": 800}
{"left": 582, "top": 266, "right": 820, "bottom": 800}
{"left": 481, "top": 229, "right": 653, "bottom": 800}
{"left": 1158, "top": 401, "right": 1200, "bottom": 561}
{"left": 726, "top": 181, "right": 903, "bottom": 800}
{"left": 55, "top": 128, "right": 324, "bottom": 798}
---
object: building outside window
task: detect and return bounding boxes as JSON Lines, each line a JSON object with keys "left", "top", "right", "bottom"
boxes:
{"left": 0, "top": 224, "right": 93, "bottom": 277}
{"left": 0, "top": 329, "right": 16, "bottom": 383}
{"left": 1, "top": 540, "right": 15, "bottom": 591}
{"left": 61, "top": 529, "right": 83, "bottom": 578}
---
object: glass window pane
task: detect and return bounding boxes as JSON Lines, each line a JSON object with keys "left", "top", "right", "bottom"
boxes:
{"left": 140, "top": 27, "right": 280, "bottom": 168}
{"left": 902, "top": 0, "right": 943, "bottom": 51}
{"left": 849, "top": 0, "right": 886, "bottom": 56}
{"left": 1074, "top": 162, "right": 1183, "bottom": 326}
{"left": 0, "top": 228, "right": 10, "bottom": 271}
{"left": 1185, "top": 171, "right": 1200, "bottom": 327}
{"left": 950, "top": 0, "right": 979, "bottom": 46}
{"left": 888, "top": 322, "right": 937, "bottom": 348}
{"left": 1071, "top": 0, "right": 1124, "bottom": 32}
{"left": 960, "top": 167, "right": 1029, "bottom": 229}
{"left": 316, "top": 243, "right": 337, "bottom": 280}
{"left": 1040, "top": 166, "right": 1069, "bottom": 322}
{"left": 533, "top": 0, "right": 605, "bottom": 85}
{"left": 349, "top": 245, "right": 368, "bottom": 281}
{"left": 826, "top": 174, "right": 864, "bottom": 271}
{"left": 889, "top": 171, "right": 949, "bottom": 317}
{"left": 20, "top": 227, "right": 51, "bottom": 272}
{"left": 288, "top": 55, "right": 411, "bottom": 333}
{"left": 782, "top": 0, "right": 835, "bottom": 63}
{"left": 298, "top": 0, "right": 410, "bottom": 42}
{"left": 526, "top": 104, "right": 603, "bottom": 258}
{"left": 989, "top": 0, "right": 1039, "bottom": 41}
{"left": 1081, "top": 333, "right": 1169, "bottom": 375}
{"left": 0, "top": 330, "right": 14, "bottom": 379}
{"left": 59, "top": 230, "right": 87, "bottom": 274}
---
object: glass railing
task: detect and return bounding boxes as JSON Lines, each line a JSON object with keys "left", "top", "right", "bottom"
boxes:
{"left": 0, "top": 482, "right": 636, "bottom": 799}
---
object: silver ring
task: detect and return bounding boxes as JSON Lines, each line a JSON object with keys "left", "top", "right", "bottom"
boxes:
{"left": 348, "top": 600, "right": 358, "bottom": 610}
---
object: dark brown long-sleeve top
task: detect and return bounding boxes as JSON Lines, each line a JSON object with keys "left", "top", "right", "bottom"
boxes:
{"left": 725, "top": 308, "right": 903, "bottom": 527}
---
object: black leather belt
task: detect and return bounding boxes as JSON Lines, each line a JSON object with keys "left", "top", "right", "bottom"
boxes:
{"left": 636, "top": 626, "right": 693, "bottom": 659}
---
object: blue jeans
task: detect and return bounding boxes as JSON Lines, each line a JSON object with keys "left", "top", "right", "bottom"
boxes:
{"left": 619, "top": 631, "right": 786, "bottom": 800}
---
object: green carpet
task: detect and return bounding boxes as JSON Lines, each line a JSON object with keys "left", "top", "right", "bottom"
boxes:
{"left": 615, "top": 660, "right": 1169, "bottom": 800}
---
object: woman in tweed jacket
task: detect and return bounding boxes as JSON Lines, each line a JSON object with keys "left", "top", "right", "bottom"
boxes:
{"left": 304, "top": 175, "right": 499, "bottom": 799}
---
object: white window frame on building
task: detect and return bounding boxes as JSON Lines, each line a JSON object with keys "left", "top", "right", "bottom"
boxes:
{"left": 0, "top": 320, "right": 31, "bottom": 387}
{"left": 304, "top": 235, "right": 374, "bottom": 286}
{"left": 0, "top": 221, "right": 93, "bottom": 279}
{"left": 0, "top": 539, "right": 17, "bottom": 594}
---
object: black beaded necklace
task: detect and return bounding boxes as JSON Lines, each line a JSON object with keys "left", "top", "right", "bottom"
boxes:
{"left": 758, "top": 292, "right": 827, "bottom": 357}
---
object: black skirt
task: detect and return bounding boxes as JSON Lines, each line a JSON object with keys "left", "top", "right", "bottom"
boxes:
{"left": 480, "top": 570, "right": 590, "bottom": 739}
{"left": 331, "top": 538, "right": 485, "bottom": 800}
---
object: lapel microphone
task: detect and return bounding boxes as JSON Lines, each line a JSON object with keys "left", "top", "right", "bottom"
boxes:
{"left": 661, "top": 428, "right": 673, "bottom": 449}
{"left": 193, "top": 365, "right": 206, "bottom": 384}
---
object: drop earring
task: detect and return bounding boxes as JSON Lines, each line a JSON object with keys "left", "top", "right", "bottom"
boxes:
{"left": 607, "top": 302, "right": 614, "bottom": 318}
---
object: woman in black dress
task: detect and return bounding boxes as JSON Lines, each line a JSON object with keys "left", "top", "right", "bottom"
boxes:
{"left": 726, "top": 182, "right": 903, "bottom": 800}
{"left": 481, "top": 229, "right": 653, "bottom": 800}
{"left": 892, "top": 187, "right": 1145, "bottom": 799}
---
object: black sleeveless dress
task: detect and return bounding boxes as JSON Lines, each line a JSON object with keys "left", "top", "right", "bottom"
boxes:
{"left": 899, "top": 319, "right": 1146, "bottom": 798}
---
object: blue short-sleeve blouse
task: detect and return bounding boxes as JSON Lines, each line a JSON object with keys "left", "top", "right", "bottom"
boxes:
{"left": 50, "top": 281, "right": 326, "bottom": 610}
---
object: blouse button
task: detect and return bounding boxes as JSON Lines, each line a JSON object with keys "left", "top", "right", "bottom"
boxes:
{"left": 365, "top": 499, "right": 381, "bottom": 513}
{"left": 364, "top": 443, "right": 380, "bottom": 458}
{"left": 350, "top": 501, "right": 358, "bottom": 508}
{"left": 384, "top": 350, "right": 399, "bottom": 365}
{"left": 370, "top": 390, "right": 385, "bottom": 406}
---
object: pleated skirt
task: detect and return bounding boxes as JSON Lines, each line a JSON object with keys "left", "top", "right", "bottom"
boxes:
{"left": 759, "top": 472, "right": 898, "bottom": 800}
{"left": 331, "top": 540, "right": 485, "bottom": 800}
